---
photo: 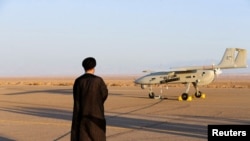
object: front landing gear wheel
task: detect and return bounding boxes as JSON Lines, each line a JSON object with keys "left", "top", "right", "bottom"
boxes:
{"left": 149, "top": 92, "right": 155, "bottom": 99}
{"left": 195, "top": 91, "right": 202, "bottom": 98}
{"left": 182, "top": 93, "right": 188, "bottom": 100}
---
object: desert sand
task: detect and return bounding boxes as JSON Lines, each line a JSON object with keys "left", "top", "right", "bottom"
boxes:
{"left": 0, "top": 74, "right": 250, "bottom": 141}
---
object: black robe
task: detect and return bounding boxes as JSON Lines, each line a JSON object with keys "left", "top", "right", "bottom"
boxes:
{"left": 71, "top": 73, "right": 108, "bottom": 141}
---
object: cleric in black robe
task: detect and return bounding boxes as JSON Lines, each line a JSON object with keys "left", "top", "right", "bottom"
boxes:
{"left": 71, "top": 57, "right": 108, "bottom": 141}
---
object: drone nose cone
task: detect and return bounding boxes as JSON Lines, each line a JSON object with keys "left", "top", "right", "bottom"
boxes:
{"left": 134, "top": 78, "right": 140, "bottom": 84}
{"left": 134, "top": 77, "right": 144, "bottom": 84}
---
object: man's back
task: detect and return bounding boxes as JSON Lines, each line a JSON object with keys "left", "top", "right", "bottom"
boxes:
{"left": 74, "top": 73, "right": 108, "bottom": 119}
{"left": 71, "top": 73, "right": 108, "bottom": 141}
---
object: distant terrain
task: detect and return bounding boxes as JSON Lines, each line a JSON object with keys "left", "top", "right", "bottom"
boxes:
{"left": 0, "top": 74, "right": 250, "bottom": 88}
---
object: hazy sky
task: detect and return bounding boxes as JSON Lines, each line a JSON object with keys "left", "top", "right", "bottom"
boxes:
{"left": 0, "top": 0, "right": 249, "bottom": 77}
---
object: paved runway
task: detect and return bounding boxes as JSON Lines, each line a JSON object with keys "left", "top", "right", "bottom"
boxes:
{"left": 0, "top": 85, "right": 250, "bottom": 141}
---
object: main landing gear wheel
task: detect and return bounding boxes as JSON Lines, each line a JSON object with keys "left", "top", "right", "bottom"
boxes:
{"left": 182, "top": 93, "right": 188, "bottom": 100}
{"left": 195, "top": 91, "right": 202, "bottom": 98}
{"left": 178, "top": 93, "right": 193, "bottom": 101}
{"left": 149, "top": 92, "right": 155, "bottom": 99}
{"left": 194, "top": 91, "right": 206, "bottom": 99}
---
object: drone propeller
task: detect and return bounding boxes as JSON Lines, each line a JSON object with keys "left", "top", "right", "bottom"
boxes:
{"left": 214, "top": 68, "right": 222, "bottom": 77}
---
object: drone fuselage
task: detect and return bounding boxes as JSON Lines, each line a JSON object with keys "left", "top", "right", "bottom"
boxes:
{"left": 135, "top": 70, "right": 215, "bottom": 87}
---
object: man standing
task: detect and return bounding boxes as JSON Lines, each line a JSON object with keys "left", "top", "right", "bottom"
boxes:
{"left": 71, "top": 57, "right": 108, "bottom": 141}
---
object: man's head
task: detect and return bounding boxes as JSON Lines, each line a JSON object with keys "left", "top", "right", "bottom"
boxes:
{"left": 82, "top": 57, "right": 96, "bottom": 71}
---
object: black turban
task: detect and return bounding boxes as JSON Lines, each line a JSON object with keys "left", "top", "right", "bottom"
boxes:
{"left": 82, "top": 57, "right": 96, "bottom": 71}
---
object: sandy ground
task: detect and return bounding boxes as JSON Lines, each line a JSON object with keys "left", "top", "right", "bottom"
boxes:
{"left": 0, "top": 75, "right": 250, "bottom": 141}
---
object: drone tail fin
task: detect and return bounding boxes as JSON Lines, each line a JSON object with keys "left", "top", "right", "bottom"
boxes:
{"left": 217, "top": 48, "right": 248, "bottom": 69}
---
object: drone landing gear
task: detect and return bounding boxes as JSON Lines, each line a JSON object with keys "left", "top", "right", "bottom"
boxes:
{"left": 148, "top": 85, "right": 164, "bottom": 99}
{"left": 178, "top": 82, "right": 206, "bottom": 101}
{"left": 192, "top": 82, "right": 206, "bottom": 99}
{"left": 148, "top": 92, "right": 155, "bottom": 99}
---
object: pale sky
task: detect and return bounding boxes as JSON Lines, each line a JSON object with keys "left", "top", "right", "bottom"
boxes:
{"left": 0, "top": 0, "right": 249, "bottom": 77}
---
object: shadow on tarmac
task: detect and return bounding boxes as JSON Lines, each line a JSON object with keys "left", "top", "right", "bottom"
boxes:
{"left": 4, "top": 88, "right": 72, "bottom": 96}
{"left": 0, "top": 137, "right": 15, "bottom": 141}
{"left": 1, "top": 106, "right": 250, "bottom": 140}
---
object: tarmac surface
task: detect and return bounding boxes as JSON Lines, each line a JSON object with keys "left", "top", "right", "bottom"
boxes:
{"left": 0, "top": 85, "right": 250, "bottom": 141}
